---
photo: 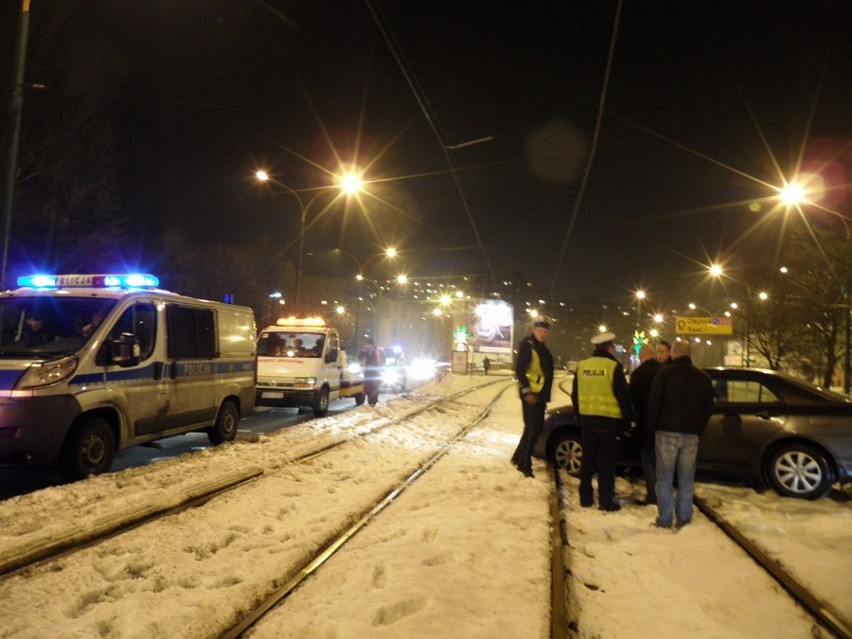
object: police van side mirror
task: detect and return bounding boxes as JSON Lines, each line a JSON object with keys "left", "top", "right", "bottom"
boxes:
{"left": 325, "top": 348, "right": 338, "bottom": 364}
{"left": 110, "top": 332, "right": 141, "bottom": 367}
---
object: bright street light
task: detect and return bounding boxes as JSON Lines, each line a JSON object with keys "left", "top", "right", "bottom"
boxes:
{"left": 255, "top": 168, "right": 364, "bottom": 310}
{"left": 339, "top": 172, "right": 363, "bottom": 195}
{"left": 778, "top": 181, "right": 806, "bottom": 206}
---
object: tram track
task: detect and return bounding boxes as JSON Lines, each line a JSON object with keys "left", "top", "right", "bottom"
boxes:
{"left": 694, "top": 495, "right": 851, "bottom": 639}
{"left": 0, "top": 379, "right": 505, "bottom": 583}
{"left": 220, "top": 380, "right": 517, "bottom": 637}
{"left": 553, "top": 468, "right": 849, "bottom": 639}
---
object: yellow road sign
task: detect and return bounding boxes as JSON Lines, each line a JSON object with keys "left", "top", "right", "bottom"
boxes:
{"left": 675, "top": 316, "right": 733, "bottom": 335}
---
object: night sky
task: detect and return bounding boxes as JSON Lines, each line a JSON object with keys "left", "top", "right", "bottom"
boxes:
{"left": 4, "top": 0, "right": 851, "bottom": 304}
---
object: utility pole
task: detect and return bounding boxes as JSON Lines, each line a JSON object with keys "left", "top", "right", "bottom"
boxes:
{"left": 1, "top": 0, "right": 32, "bottom": 290}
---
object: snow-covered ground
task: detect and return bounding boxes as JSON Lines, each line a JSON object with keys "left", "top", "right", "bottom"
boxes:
{"left": 0, "top": 373, "right": 849, "bottom": 638}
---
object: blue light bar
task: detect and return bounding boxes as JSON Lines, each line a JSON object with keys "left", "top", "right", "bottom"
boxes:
{"left": 16, "top": 274, "right": 159, "bottom": 289}
{"left": 16, "top": 275, "right": 57, "bottom": 288}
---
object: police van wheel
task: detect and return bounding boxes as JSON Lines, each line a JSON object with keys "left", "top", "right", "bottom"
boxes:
{"left": 313, "top": 387, "right": 330, "bottom": 417}
{"left": 208, "top": 401, "right": 239, "bottom": 445}
{"left": 60, "top": 418, "right": 116, "bottom": 480}
{"left": 354, "top": 392, "right": 366, "bottom": 406}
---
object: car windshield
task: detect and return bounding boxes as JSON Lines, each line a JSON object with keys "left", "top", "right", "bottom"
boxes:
{"left": 258, "top": 331, "right": 325, "bottom": 358}
{"left": 382, "top": 347, "right": 405, "bottom": 366}
{"left": 0, "top": 297, "right": 117, "bottom": 359}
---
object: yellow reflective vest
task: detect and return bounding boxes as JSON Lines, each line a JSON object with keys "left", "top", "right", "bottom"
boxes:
{"left": 575, "top": 356, "right": 623, "bottom": 418}
{"left": 525, "top": 339, "right": 544, "bottom": 393}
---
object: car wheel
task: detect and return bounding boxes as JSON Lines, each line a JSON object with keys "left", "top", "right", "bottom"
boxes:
{"left": 208, "top": 400, "right": 239, "bottom": 445}
{"left": 766, "top": 443, "right": 835, "bottom": 499}
{"left": 551, "top": 433, "right": 582, "bottom": 475}
{"left": 60, "top": 418, "right": 116, "bottom": 480}
{"left": 313, "top": 387, "right": 330, "bottom": 417}
{"left": 354, "top": 391, "right": 366, "bottom": 406}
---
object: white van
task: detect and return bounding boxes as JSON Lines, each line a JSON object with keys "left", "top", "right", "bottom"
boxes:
{"left": 255, "top": 317, "right": 365, "bottom": 416}
{"left": 0, "top": 274, "right": 257, "bottom": 479}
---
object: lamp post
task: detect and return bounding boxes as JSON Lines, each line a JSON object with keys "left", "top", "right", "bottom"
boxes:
{"left": 332, "top": 247, "right": 397, "bottom": 351}
{"left": 710, "top": 264, "right": 767, "bottom": 368}
{"left": 1, "top": 0, "right": 32, "bottom": 291}
{"left": 635, "top": 290, "right": 646, "bottom": 329}
{"left": 255, "top": 170, "right": 362, "bottom": 311}
{"left": 778, "top": 178, "right": 851, "bottom": 393}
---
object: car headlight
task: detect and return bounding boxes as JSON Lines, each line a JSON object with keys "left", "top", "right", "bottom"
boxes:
{"left": 347, "top": 363, "right": 362, "bottom": 375}
{"left": 294, "top": 377, "right": 317, "bottom": 389}
{"left": 17, "top": 356, "right": 79, "bottom": 389}
{"left": 382, "top": 369, "right": 399, "bottom": 383}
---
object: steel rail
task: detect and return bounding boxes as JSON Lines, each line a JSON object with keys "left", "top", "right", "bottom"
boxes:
{"left": 694, "top": 495, "right": 851, "bottom": 639}
{"left": 550, "top": 464, "right": 570, "bottom": 639}
{"left": 221, "top": 381, "right": 516, "bottom": 639}
{"left": 0, "top": 469, "right": 264, "bottom": 579}
{"left": 0, "top": 379, "right": 503, "bottom": 580}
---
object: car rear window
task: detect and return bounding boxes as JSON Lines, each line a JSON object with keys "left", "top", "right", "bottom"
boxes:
{"left": 712, "top": 379, "right": 780, "bottom": 404}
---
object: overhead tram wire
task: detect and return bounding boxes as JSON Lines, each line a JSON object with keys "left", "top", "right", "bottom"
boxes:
{"left": 365, "top": 0, "right": 496, "bottom": 283}
{"left": 549, "top": 0, "right": 623, "bottom": 300}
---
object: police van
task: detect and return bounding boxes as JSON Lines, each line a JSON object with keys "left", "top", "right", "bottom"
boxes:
{"left": 0, "top": 274, "right": 257, "bottom": 479}
{"left": 255, "top": 317, "right": 365, "bottom": 416}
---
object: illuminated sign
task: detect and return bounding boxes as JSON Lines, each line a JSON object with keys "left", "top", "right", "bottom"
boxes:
{"left": 675, "top": 316, "right": 733, "bottom": 335}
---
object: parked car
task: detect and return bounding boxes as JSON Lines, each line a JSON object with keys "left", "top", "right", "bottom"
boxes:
{"left": 535, "top": 368, "right": 852, "bottom": 500}
{"left": 380, "top": 345, "right": 407, "bottom": 393}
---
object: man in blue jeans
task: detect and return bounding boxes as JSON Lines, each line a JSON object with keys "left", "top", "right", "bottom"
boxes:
{"left": 647, "top": 341, "right": 714, "bottom": 528}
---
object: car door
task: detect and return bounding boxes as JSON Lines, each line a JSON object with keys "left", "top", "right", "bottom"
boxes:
{"left": 162, "top": 304, "right": 218, "bottom": 432}
{"left": 699, "top": 374, "right": 788, "bottom": 473}
{"left": 97, "top": 300, "right": 166, "bottom": 440}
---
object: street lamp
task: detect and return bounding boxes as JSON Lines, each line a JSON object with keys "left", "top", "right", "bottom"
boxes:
{"left": 709, "top": 264, "right": 768, "bottom": 367}
{"left": 777, "top": 177, "right": 852, "bottom": 394}
{"left": 255, "top": 170, "right": 363, "bottom": 311}
{"left": 335, "top": 248, "right": 397, "bottom": 351}
{"left": 635, "top": 290, "right": 646, "bottom": 328}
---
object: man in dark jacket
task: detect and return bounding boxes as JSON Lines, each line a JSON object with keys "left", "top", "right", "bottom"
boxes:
{"left": 358, "top": 339, "right": 384, "bottom": 407}
{"left": 647, "top": 340, "right": 714, "bottom": 528}
{"left": 571, "top": 332, "right": 634, "bottom": 511}
{"left": 629, "top": 343, "right": 662, "bottom": 505}
{"left": 511, "top": 319, "right": 555, "bottom": 478}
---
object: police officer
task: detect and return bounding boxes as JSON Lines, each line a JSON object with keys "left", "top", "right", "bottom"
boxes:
{"left": 511, "top": 319, "right": 555, "bottom": 478}
{"left": 571, "top": 332, "right": 633, "bottom": 511}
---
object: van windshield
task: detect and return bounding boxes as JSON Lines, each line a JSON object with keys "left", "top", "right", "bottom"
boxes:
{"left": 0, "top": 297, "right": 117, "bottom": 359}
{"left": 258, "top": 331, "right": 325, "bottom": 358}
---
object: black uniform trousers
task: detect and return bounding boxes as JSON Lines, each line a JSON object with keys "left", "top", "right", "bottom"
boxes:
{"left": 512, "top": 400, "right": 546, "bottom": 473}
{"left": 579, "top": 427, "right": 620, "bottom": 508}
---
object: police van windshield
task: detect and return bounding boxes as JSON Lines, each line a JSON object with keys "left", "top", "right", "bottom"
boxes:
{"left": 258, "top": 331, "right": 325, "bottom": 358}
{"left": 0, "top": 298, "right": 117, "bottom": 359}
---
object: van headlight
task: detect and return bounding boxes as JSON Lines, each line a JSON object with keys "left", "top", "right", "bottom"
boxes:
{"left": 294, "top": 377, "right": 317, "bottom": 389}
{"left": 17, "top": 356, "right": 79, "bottom": 389}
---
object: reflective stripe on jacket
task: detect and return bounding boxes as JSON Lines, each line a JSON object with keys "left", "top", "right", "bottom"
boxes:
{"left": 575, "top": 356, "right": 623, "bottom": 418}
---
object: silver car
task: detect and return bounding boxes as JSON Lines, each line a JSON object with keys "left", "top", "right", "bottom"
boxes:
{"left": 536, "top": 368, "right": 852, "bottom": 500}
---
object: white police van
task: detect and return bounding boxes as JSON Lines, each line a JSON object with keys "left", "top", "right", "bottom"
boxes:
{"left": 256, "top": 317, "right": 365, "bottom": 416}
{"left": 0, "top": 274, "right": 257, "bottom": 479}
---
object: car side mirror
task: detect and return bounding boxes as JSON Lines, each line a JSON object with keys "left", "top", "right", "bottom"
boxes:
{"left": 110, "top": 332, "right": 141, "bottom": 367}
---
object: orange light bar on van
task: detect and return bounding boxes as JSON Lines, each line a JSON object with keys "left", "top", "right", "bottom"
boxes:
{"left": 275, "top": 316, "right": 326, "bottom": 327}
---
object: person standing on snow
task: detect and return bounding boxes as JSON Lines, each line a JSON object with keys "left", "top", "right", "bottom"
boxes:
{"left": 358, "top": 338, "right": 384, "bottom": 407}
{"left": 511, "top": 319, "right": 554, "bottom": 478}
{"left": 629, "top": 342, "right": 662, "bottom": 505}
{"left": 647, "top": 340, "right": 714, "bottom": 529}
{"left": 572, "top": 332, "right": 633, "bottom": 511}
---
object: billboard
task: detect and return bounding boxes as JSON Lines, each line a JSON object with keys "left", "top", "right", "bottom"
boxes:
{"left": 466, "top": 300, "right": 514, "bottom": 354}
{"left": 675, "top": 316, "right": 733, "bottom": 335}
